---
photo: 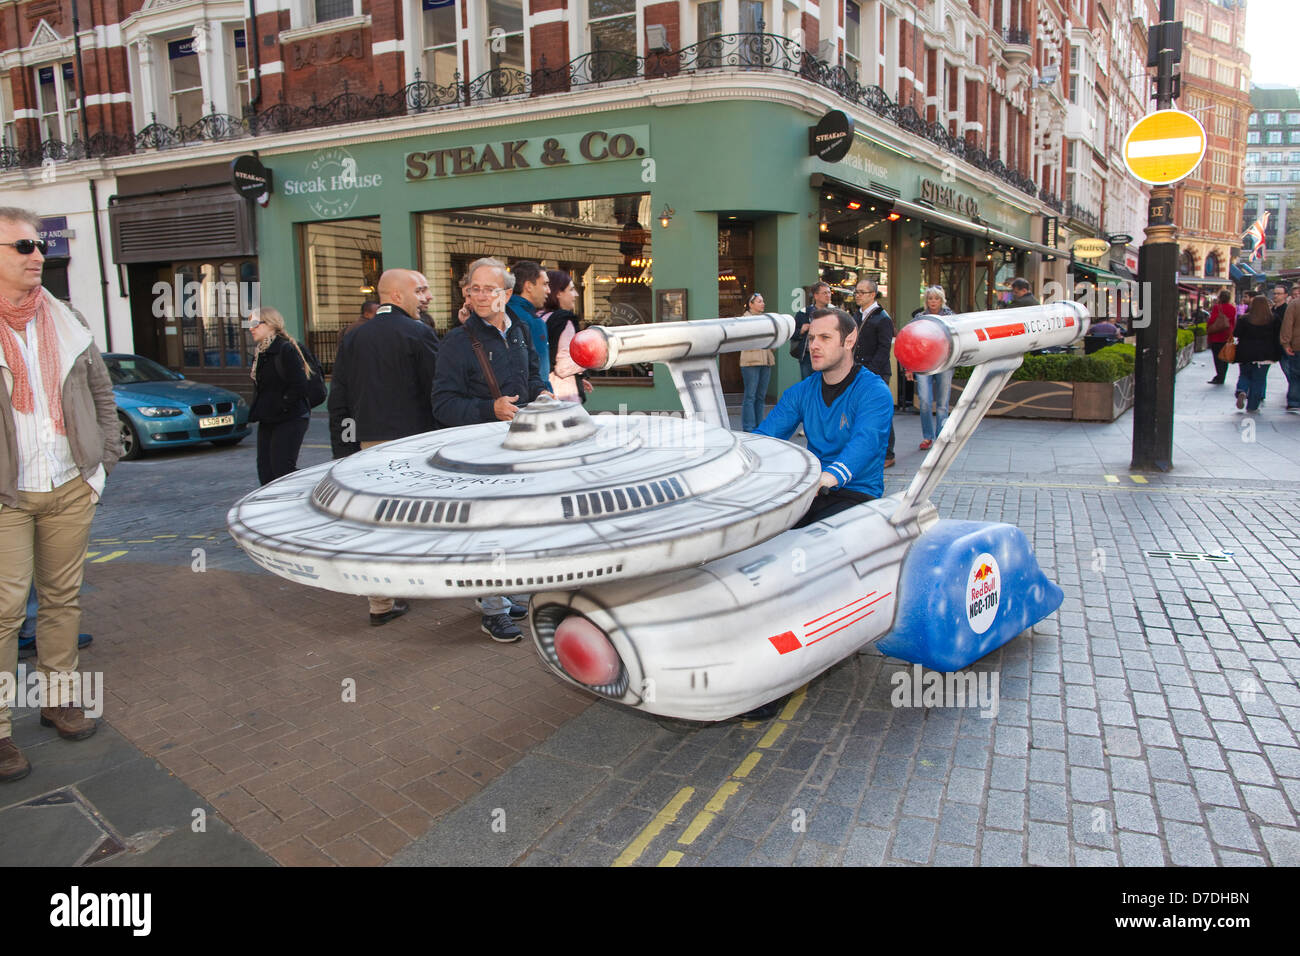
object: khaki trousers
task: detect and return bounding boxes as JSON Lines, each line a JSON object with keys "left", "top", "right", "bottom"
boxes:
{"left": 0, "top": 478, "right": 95, "bottom": 738}
{"left": 359, "top": 441, "right": 395, "bottom": 617}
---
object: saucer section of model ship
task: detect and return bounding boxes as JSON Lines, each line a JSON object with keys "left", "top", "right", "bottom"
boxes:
{"left": 227, "top": 401, "right": 820, "bottom": 599}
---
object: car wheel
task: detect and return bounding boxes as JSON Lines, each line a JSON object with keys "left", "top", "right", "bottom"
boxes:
{"left": 210, "top": 436, "right": 245, "bottom": 447}
{"left": 118, "top": 413, "right": 142, "bottom": 461}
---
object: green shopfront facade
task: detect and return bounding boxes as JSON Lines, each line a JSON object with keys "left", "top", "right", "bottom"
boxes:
{"left": 255, "top": 90, "right": 1056, "bottom": 413}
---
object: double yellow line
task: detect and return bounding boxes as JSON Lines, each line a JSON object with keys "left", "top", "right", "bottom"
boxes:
{"left": 613, "top": 688, "right": 807, "bottom": 867}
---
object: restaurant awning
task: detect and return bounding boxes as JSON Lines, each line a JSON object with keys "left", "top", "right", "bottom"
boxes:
{"left": 810, "top": 172, "right": 1063, "bottom": 259}
{"left": 1175, "top": 273, "right": 1233, "bottom": 287}
{"left": 1229, "top": 261, "right": 1263, "bottom": 282}
{"left": 1071, "top": 261, "right": 1126, "bottom": 285}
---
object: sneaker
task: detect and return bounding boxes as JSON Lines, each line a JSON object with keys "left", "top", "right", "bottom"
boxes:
{"left": 17, "top": 633, "right": 92, "bottom": 660}
{"left": 883, "top": 456, "right": 896, "bottom": 468}
{"left": 507, "top": 601, "right": 529, "bottom": 621}
{"left": 919, "top": 439, "right": 933, "bottom": 450}
{"left": 480, "top": 614, "right": 522, "bottom": 643}
{"left": 1235, "top": 391, "right": 1246, "bottom": 409}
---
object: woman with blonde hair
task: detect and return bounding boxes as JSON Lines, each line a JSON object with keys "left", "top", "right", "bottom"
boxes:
{"left": 907, "top": 286, "right": 955, "bottom": 449}
{"left": 247, "top": 306, "right": 311, "bottom": 484}
{"left": 738, "top": 292, "right": 775, "bottom": 431}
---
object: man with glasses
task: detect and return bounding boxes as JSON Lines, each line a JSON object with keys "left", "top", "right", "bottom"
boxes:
{"left": 0, "top": 208, "right": 120, "bottom": 781}
{"left": 433, "top": 257, "right": 551, "bottom": 642}
{"left": 851, "top": 278, "right": 896, "bottom": 468}
{"left": 328, "top": 268, "right": 439, "bottom": 626}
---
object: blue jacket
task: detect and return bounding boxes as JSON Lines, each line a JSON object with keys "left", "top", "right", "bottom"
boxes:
{"left": 506, "top": 294, "right": 550, "bottom": 379}
{"left": 755, "top": 365, "right": 894, "bottom": 498}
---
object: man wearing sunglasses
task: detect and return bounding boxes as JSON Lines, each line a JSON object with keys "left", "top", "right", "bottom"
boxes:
{"left": 0, "top": 208, "right": 120, "bottom": 782}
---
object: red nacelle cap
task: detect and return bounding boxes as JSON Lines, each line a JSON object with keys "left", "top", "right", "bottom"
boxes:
{"left": 554, "top": 615, "right": 622, "bottom": 686}
{"left": 569, "top": 329, "right": 609, "bottom": 370}
{"left": 894, "top": 317, "right": 952, "bottom": 374}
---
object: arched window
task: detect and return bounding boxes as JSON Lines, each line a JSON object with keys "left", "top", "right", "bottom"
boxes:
{"left": 1203, "top": 251, "right": 1220, "bottom": 277}
{"left": 1179, "top": 249, "right": 1196, "bottom": 275}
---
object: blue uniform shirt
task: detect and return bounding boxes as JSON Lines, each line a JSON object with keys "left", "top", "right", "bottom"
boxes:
{"left": 755, "top": 365, "right": 894, "bottom": 498}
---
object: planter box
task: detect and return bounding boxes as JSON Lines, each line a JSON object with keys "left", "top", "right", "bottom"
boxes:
{"left": 1177, "top": 343, "right": 1193, "bottom": 370}
{"left": 951, "top": 373, "right": 1135, "bottom": 422}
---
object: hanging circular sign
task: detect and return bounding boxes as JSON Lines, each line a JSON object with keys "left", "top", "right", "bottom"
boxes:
{"left": 809, "top": 110, "right": 854, "bottom": 163}
{"left": 1071, "top": 238, "right": 1111, "bottom": 260}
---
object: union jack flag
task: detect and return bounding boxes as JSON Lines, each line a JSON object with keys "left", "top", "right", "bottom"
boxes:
{"left": 1244, "top": 211, "right": 1270, "bottom": 262}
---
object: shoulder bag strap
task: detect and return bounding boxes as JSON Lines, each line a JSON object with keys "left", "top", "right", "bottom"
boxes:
{"left": 469, "top": 332, "right": 503, "bottom": 400}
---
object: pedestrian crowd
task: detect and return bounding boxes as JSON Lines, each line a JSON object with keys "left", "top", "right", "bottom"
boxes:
{"left": 1205, "top": 284, "right": 1300, "bottom": 413}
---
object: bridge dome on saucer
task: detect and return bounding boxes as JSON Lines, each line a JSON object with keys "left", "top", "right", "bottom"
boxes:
{"left": 227, "top": 400, "right": 820, "bottom": 599}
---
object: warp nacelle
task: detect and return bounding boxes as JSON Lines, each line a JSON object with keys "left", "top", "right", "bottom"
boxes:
{"left": 895, "top": 301, "right": 1090, "bottom": 375}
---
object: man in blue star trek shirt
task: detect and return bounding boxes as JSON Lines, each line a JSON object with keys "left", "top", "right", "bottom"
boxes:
{"left": 756, "top": 307, "right": 894, "bottom": 527}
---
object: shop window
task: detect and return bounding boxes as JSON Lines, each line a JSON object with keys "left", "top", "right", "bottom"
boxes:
{"left": 315, "top": 0, "right": 356, "bottom": 22}
{"left": 35, "top": 61, "right": 79, "bottom": 143}
{"left": 845, "top": 1, "right": 862, "bottom": 77}
{"left": 1, "top": 74, "right": 15, "bottom": 147}
{"left": 486, "top": 0, "right": 526, "bottom": 78}
{"left": 301, "top": 217, "right": 382, "bottom": 372}
{"left": 170, "top": 260, "right": 258, "bottom": 370}
{"left": 697, "top": 2, "right": 723, "bottom": 67}
{"left": 168, "top": 37, "right": 205, "bottom": 125}
{"left": 416, "top": 194, "right": 654, "bottom": 381}
{"left": 589, "top": 0, "right": 637, "bottom": 77}
{"left": 231, "top": 28, "right": 252, "bottom": 115}
{"left": 422, "top": 0, "right": 460, "bottom": 86}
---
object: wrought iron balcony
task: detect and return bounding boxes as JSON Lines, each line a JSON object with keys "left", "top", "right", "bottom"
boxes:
{"left": 1, "top": 34, "right": 1041, "bottom": 200}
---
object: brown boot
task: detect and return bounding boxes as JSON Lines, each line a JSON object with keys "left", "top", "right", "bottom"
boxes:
{"left": 0, "top": 737, "right": 31, "bottom": 782}
{"left": 39, "top": 706, "right": 97, "bottom": 741}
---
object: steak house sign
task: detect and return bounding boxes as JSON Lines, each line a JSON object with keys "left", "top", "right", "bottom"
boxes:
{"left": 919, "top": 177, "right": 980, "bottom": 218}
{"left": 406, "top": 126, "right": 649, "bottom": 181}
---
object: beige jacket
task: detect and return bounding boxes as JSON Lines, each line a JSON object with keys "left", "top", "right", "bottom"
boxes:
{"left": 1282, "top": 299, "right": 1300, "bottom": 354}
{"left": 0, "top": 291, "right": 120, "bottom": 509}
{"left": 739, "top": 348, "right": 775, "bottom": 367}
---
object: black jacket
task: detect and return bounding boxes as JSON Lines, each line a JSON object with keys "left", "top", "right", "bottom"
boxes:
{"left": 432, "top": 313, "right": 548, "bottom": 428}
{"left": 853, "top": 304, "right": 895, "bottom": 382}
{"left": 1236, "top": 316, "right": 1283, "bottom": 364}
{"left": 249, "top": 336, "right": 309, "bottom": 424}
{"left": 327, "top": 304, "right": 440, "bottom": 452}
{"left": 1005, "top": 292, "right": 1040, "bottom": 309}
{"left": 790, "top": 308, "right": 812, "bottom": 360}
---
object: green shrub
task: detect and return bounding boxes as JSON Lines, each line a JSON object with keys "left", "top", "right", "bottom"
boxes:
{"left": 1191, "top": 323, "right": 1207, "bottom": 336}
{"left": 950, "top": 335, "right": 1190, "bottom": 384}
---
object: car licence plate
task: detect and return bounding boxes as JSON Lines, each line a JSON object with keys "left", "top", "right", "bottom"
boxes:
{"left": 199, "top": 415, "right": 235, "bottom": 429}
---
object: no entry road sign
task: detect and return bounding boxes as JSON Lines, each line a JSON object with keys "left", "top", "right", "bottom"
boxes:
{"left": 1122, "top": 109, "right": 1207, "bottom": 185}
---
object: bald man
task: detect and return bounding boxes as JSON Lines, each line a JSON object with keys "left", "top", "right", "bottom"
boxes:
{"left": 327, "top": 268, "right": 439, "bottom": 625}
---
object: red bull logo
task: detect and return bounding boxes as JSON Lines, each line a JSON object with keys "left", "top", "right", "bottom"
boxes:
{"left": 966, "top": 552, "right": 1000, "bottom": 635}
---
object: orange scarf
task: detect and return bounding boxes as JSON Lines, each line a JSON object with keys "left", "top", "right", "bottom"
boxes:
{"left": 0, "top": 287, "right": 65, "bottom": 434}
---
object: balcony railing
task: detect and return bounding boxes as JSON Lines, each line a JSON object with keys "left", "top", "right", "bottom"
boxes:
{"left": 1065, "top": 200, "right": 1101, "bottom": 231}
{"left": 1, "top": 33, "right": 1040, "bottom": 199}
{"left": 1004, "top": 29, "right": 1031, "bottom": 45}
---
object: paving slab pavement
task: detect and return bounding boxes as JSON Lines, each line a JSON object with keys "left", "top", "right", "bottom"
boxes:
{"left": 3, "top": 347, "right": 1297, "bottom": 866}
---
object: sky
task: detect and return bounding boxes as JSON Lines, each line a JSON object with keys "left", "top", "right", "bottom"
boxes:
{"left": 1243, "top": 0, "right": 1293, "bottom": 87}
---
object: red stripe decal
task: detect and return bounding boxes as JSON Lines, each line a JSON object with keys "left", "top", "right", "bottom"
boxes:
{"left": 803, "top": 593, "right": 893, "bottom": 645}
{"left": 805, "top": 591, "right": 878, "bottom": 628}
{"left": 769, "top": 631, "right": 802, "bottom": 655}
{"left": 806, "top": 609, "right": 875, "bottom": 645}
{"left": 975, "top": 329, "right": 988, "bottom": 341}
{"left": 984, "top": 323, "right": 1026, "bottom": 340}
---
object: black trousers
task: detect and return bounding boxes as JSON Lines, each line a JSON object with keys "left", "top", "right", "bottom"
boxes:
{"left": 794, "top": 489, "right": 877, "bottom": 529}
{"left": 256, "top": 417, "right": 310, "bottom": 485}
{"left": 1208, "top": 341, "right": 1229, "bottom": 382}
